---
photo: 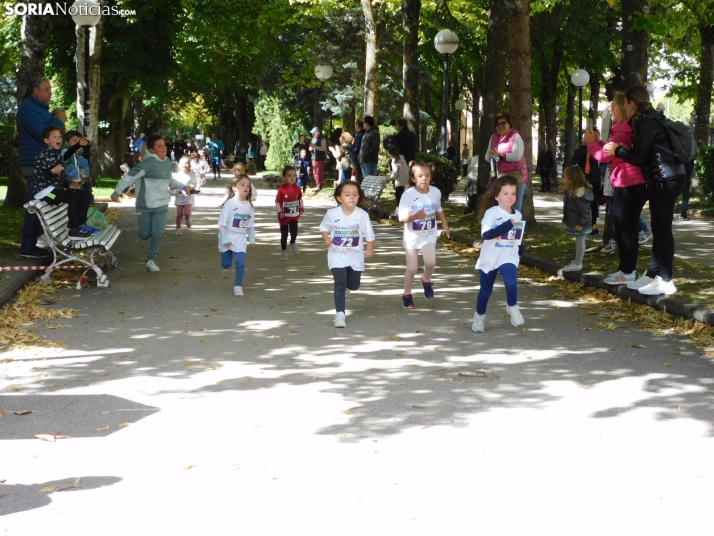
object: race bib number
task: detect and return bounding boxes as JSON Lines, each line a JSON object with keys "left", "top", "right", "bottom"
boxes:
{"left": 232, "top": 213, "right": 250, "bottom": 232}
{"left": 497, "top": 221, "right": 525, "bottom": 245}
{"left": 413, "top": 215, "right": 436, "bottom": 233}
{"left": 283, "top": 200, "right": 300, "bottom": 217}
{"left": 331, "top": 236, "right": 359, "bottom": 248}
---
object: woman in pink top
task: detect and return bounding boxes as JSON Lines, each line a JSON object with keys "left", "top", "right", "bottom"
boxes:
{"left": 584, "top": 92, "right": 647, "bottom": 286}
{"left": 484, "top": 113, "right": 529, "bottom": 213}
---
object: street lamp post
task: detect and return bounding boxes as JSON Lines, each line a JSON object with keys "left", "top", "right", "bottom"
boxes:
{"left": 71, "top": 0, "right": 101, "bottom": 137}
{"left": 314, "top": 64, "right": 333, "bottom": 129}
{"left": 571, "top": 69, "right": 589, "bottom": 139}
{"left": 434, "top": 29, "right": 459, "bottom": 159}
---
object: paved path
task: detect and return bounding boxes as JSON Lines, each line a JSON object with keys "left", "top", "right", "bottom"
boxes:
{"left": 1, "top": 176, "right": 714, "bottom": 534}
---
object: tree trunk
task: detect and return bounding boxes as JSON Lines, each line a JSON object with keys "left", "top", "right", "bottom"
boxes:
{"left": 588, "top": 73, "right": 601, "bottom": 124}
{"left": 509, "top": 0, "right": 534, "bottom": 222}
{"left": 362, "top": 0, "right": 378, "bottom": 120}
{"left": 621, "top": 0, "right": 649, "bottom": 86}
{"left": 694, "top": 24, "right": 714, "bottom": 147}
{"left": 470, "top": 71, "right": 482, "bottom": 156}
{"left": 402, "top": 0, "right": 421, "bottom": 139}
{"left": 6, "top": 4, "right": 53, "bottom": 208}
{"left": 538, "top": 41, "right": 562, "bottom": 187}
{"left": 564, "top": 81, "right": 575, "bottom": 166}
{"left": 75, "top": 19, "right": 103, "bottom": 183}
{"left": 478, "top": 0, "right": 510, "bottom": 193}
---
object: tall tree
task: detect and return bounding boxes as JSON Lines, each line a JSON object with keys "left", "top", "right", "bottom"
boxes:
{"left": 694, "top": 23, "right": 714, "bottom": 147}
{"left": 402, "top": 0, "right": 421, "bottom": 136}
{"left": 361, "top": 0, "right": 378, "bottom": 118}
{"left": 621, "top": 0, "right": 649, "bottom": 85}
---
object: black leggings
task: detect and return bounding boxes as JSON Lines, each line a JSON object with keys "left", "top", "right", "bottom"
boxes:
{"left": 612, "top": 184, "right": 647, "bottom": 274}
{"left": 280, "top": 220, "right": 298, "bottom": 250}
{"left": 647, "top": 176, "right": 686, "bottom": 281}
{"left": 331, "top": 266, "right": 362, "bottom": 313}
{"left": 46, "top": 188, "right": 91, "bottom": 230}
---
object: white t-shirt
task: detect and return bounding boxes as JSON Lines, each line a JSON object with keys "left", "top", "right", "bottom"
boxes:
{"left": 398, "top": 185, "right": 443, "bottom": 250}
{"left": 174, "top": 170, "right": 198, "bottom": 206}
{"left": 319, "top": 206, "right": 375, "bottom": 271}
{"left": 218, "top": 197, "right": 255, "bottom": 253}
{"left": 475, "top": 205, "right": 522, "bottom": 273}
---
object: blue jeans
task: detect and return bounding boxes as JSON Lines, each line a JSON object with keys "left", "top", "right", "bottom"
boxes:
{"left": 514, "top": 181, "right": 526, "bottom": 214}
{"left": 476, "top": 263, "right": 518, "bottom": 315}
{"left": 222, "top": 250, "right": 247, "bottom": 286}
{"left": 361, "top": 163, "right": 377, "bottom": 178}
{"left": 20, "top": 173, "right": 42, "bottom": 253}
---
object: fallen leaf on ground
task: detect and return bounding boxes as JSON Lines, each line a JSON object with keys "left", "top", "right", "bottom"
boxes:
{"left": 662, "top": 363, "right": 672, "bottom": 367}
{"left": 39, "top": 484, "right": 56, "bottom": 493}
{"left": 95, "top": 426, "right": 109, "bottom": 432}
{"left": 396, "top": 352, "right": 404, "bottom": 357}
{"left": 56, "top": 478, "right": 81, "bottom": 492}
{"left": 118, "top": 423, "right": 129, "bottom": 429}
{"left": 200, "top": 340, "right": 215, "bottom": 344}
{"left": 626, "top": 343, "right": 646, "bottom": 348}
{"left": 0, "top": 411, "right": 4, "bottom": 417}
{"left": 5, "top": 385, "right": 22, "bottom": 392}
{"left": 184, "top": 465, "right": 195, "bottom": 470}
{"left": 183, "top": 360, "right": 195, "bottom": 365}
{"left": 35, "top": 434, "right": 56, "bottom": 442}
{"left": 15, "top": 409, "right": 32, "bottom": 415}
{"left": 387, "top": 335, "right": 402, "bottom": 341}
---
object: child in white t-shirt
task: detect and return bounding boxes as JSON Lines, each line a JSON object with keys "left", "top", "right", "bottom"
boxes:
{"left": 319, "top": 182, "right": 375, "bottom": 328}
{"left": 472, "top": 175, "right": 524, "bottom": 333}
{"left": 218, "top": 174, "right": 256, "bottom": 297}
{"left": 397, "top": 162, "right": 450, "bottom": 310}
{"left": 174, "top": 156, "right": 199, "bottom": 236}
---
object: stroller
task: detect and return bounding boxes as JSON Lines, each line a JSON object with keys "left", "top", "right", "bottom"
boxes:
{"left": 464, "top": 156, "right": 498, "bottom": 214}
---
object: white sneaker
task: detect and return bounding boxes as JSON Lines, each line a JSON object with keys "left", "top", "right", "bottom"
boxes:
{"left": 506, "top": 305, "right": 524, "bottom": 327}
{"left": 603, "top": 270, "right": 635, "bottom": 285}
{"left": 626, "top": 273, "right": 653, "bottom": 290}
{"left": 471, "top": 313, "right": 485, "bottom": 333}
{"left": 561, "top": 261, "right": 583, "bottom": 272}
{"left": 175, "top": 229, "right": 182, "bottom": 236}
{"left": 291, "top": 243, "right": 299, "bottom": 254}
{"left": 146, "top": 260, "right": 160, "bottom": 272}
{"left": 334, "top": 312, "right": 346, "bottom": 328}
{"left": 234, "top": 285, "right": 244, "bottom": 296}
{"left": 601, "top": 239, "right": 618, "bottom": 253}
{"left": 638, "top": 230, "right": 652, "bottom": 244}
{"left": 280, "top": 250, "right": 289, "bottom": 261}
{"left": 638, "top": 276, "right": 677, "bottom": 296}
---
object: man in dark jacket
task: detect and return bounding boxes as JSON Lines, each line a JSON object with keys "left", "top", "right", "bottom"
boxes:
{"left": 570, "top": 132, "right": 602, "bottom": 234}
{"left": 536, "top": 142, "right": 555, "bottom": 192}
{"left": 359, "top": 115, "right": 380, "bottom": 178}
{"left": 391, "top": 118, "right": 417, "bottom": 163}
{"left": 17, "top": 76, "right": 65, "bottom": 258}
{"left": 352, "top": 120, "right": 364, "bottom": 184}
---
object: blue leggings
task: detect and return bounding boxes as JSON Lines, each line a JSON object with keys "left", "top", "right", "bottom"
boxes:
{"left": 476, "top": 263, "right": 518, "bottom": 315}
{"left": 221, "top": 250, "right": 247, "bottom": 286}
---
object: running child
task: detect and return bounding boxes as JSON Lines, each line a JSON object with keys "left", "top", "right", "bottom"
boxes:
{"left": 472, "top": 175, "right": 524, "bottom": 332}
{"left": 174, "top": 156, "right": 199, "bottom": 236}
{"left": 275, "top": 165, "right": 304, "bottom": 261}
{"left": 397, "top": 161, "right": 450, "bottom": 309}
{"left": 319, "top": 182, "right": 375, "bottom": 328}
{"left": 190, "top": 151, "right": 210, "bottom": 185}
{"left": 297, "top": 148, "right": 312, "bottom": 193}
{"left": 218, "top": 174, "right": 256, "bottom": 297}
{"left": 558, "top": 165, "right": 593, "bottom": 273}
{"left": 232, "top": 162, "right": 258, "bottom": 202}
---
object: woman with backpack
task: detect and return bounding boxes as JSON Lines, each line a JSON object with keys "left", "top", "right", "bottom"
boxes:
{"left": 603, "top": 85, "right": 689, "bottom": 296}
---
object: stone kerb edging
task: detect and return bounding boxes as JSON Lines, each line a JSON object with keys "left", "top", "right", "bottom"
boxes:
{"left": 442, "top": 230, "right": 714, "bottom": 326}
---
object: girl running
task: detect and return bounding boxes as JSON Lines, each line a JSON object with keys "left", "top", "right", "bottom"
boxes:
{"left": 472, "top": 175, "right": 524, "bottom": 332}
{"left": 319, "top": 182, "right": 375, "bottom": 328}
{"left": 275, "top": 165, "right": 304, "bottom": 261}
{"left": 397, "top": 162, "right": 450, "bottom": 309}
{"left": 218, "top": 175, "right": 256, "bottom": 297}
{"left": 174, "top": 156, "right": 199, "bottom": 236}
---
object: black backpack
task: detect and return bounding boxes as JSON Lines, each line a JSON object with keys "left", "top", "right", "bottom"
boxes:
{"left": 653, "top": 114, "right": 697, "bottom": 165}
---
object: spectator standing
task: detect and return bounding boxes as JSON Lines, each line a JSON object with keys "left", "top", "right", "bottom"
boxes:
{"left": 391, "top": 118, "right": 417, "bottom": 163}
{"left": 351, "top": 120, "right": 365, "bottom": 184}
{"left": 359, "top": 115, "right": 380, "bottom": 179}
{"left": 173, "top": 133, "right": 188, "bottom": 161}
{"left": 207, "top": 133, "right": 225, "bottom": 180}
{"left": 309, "top": 126, "right": 327, "bottom": 193}
{"left": 17, "top": 76, "right": 66, "bottom": 258}
{"left": 536, "top": 142, "right": 555, "bottom": 192}
{"left": 134, "top": 133, "right": 145, "bottom": 154}
{"left": 461, "top": 144, "right": 471, "bottom": 176}
{"left": 484, "top": 112, "right": 529, "bottom": 213}
{"left": 259, "top": 140, "right": 268, "bottom": 171}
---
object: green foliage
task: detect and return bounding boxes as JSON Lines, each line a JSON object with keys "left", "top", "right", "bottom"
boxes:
{"left": 0, "top": 125, "right": 13, "bottom": 176}
{"left": 415, "top": 151, "right": 459, "bottom": 201}
{"left": 695, "top": 145, "right": 714, "bottom": 205}
{"left": 252, "top": 92, "right": 304, "bottom": 172}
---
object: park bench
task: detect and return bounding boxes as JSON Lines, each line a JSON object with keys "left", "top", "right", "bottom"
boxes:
{"left": 24, "top": 199, "right": 121, "bottom": 287}
{"left": 361, "top": 175, "right": 390, "bottom": 220}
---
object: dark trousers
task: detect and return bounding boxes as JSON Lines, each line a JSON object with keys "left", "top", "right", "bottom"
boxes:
{"left": 280, "top": 220, "right": 298, "bottom": 250}
{"left": 20, "top": 174, "right": 42, "bottom": 253}
{"left": 539, "top": 171, "right": 551, "bottom": 192}
{"left": 46, "top": 188, "right": 92, "bottom": 230}
{"left": 612, "top": 184, "right": 647, "bottom": 274}
{"left": 331, "top": 266, "right": 362, "bottom": 313}
{"left": 647, "top": 176, "right": 686, "bottom": 281}
{"left": 353, "top": 163, "right": 363, "bottom": 185}
{"left": 476, "top": 263, "right": 518, "bottom": 315}
{"left": 395, "top": 185, "right": 405, "bottom": 206}
{"left": 589, "top": 180, "right": 601, "bottom": 226}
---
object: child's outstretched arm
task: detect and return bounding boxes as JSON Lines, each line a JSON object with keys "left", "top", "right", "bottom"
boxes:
{"left": 321, "top": 231, "right": 332, "bottom": 248}
{"left": 437, "top": 210, "right": 450, "bottom": 239}
{"left": 364, "top": 240, "right": 374, "bottom": 259}
{"left": 482, "top": 220, "right": 514, "bottom": 240}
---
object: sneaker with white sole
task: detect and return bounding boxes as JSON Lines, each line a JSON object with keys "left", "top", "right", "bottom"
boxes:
{"left": 603, "top": 270, "right": 635, "bottom": 285}
{"left": 280, "top": 250, "right": 289, "bottom": 261}
{"left": 234, "top": 285, "right": 244, "bottom": 296}
{"left": 334, "top": 311, "right": 346, "bottom": 328}
{"left": 561, "top": 261, "right": 583, "bottom": 272}
{"left": 506, "top": 304, "right": 524, "bottom": 327}
{"left": 626, "top": 273, "right": 653, "bottom": 290}
{"left": 472, "top": 313, "right": 485, "bottom": 333}
{"left": 175, "top": 229, "right": 182, "bottom": 236}
{"left": 638, "top": 276, "right": 677, "bottom": 296}
{"left": 638, "top": 230, "right": 652, "bottom": 244}
{"left": 146, "top": 260, "right": 160, "bottom": 272}
{"left": 291, "top": 243, "right": 299, "bottom": 254}
{"left": 601, "top": 239, "right": 618, "bottom": 253}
